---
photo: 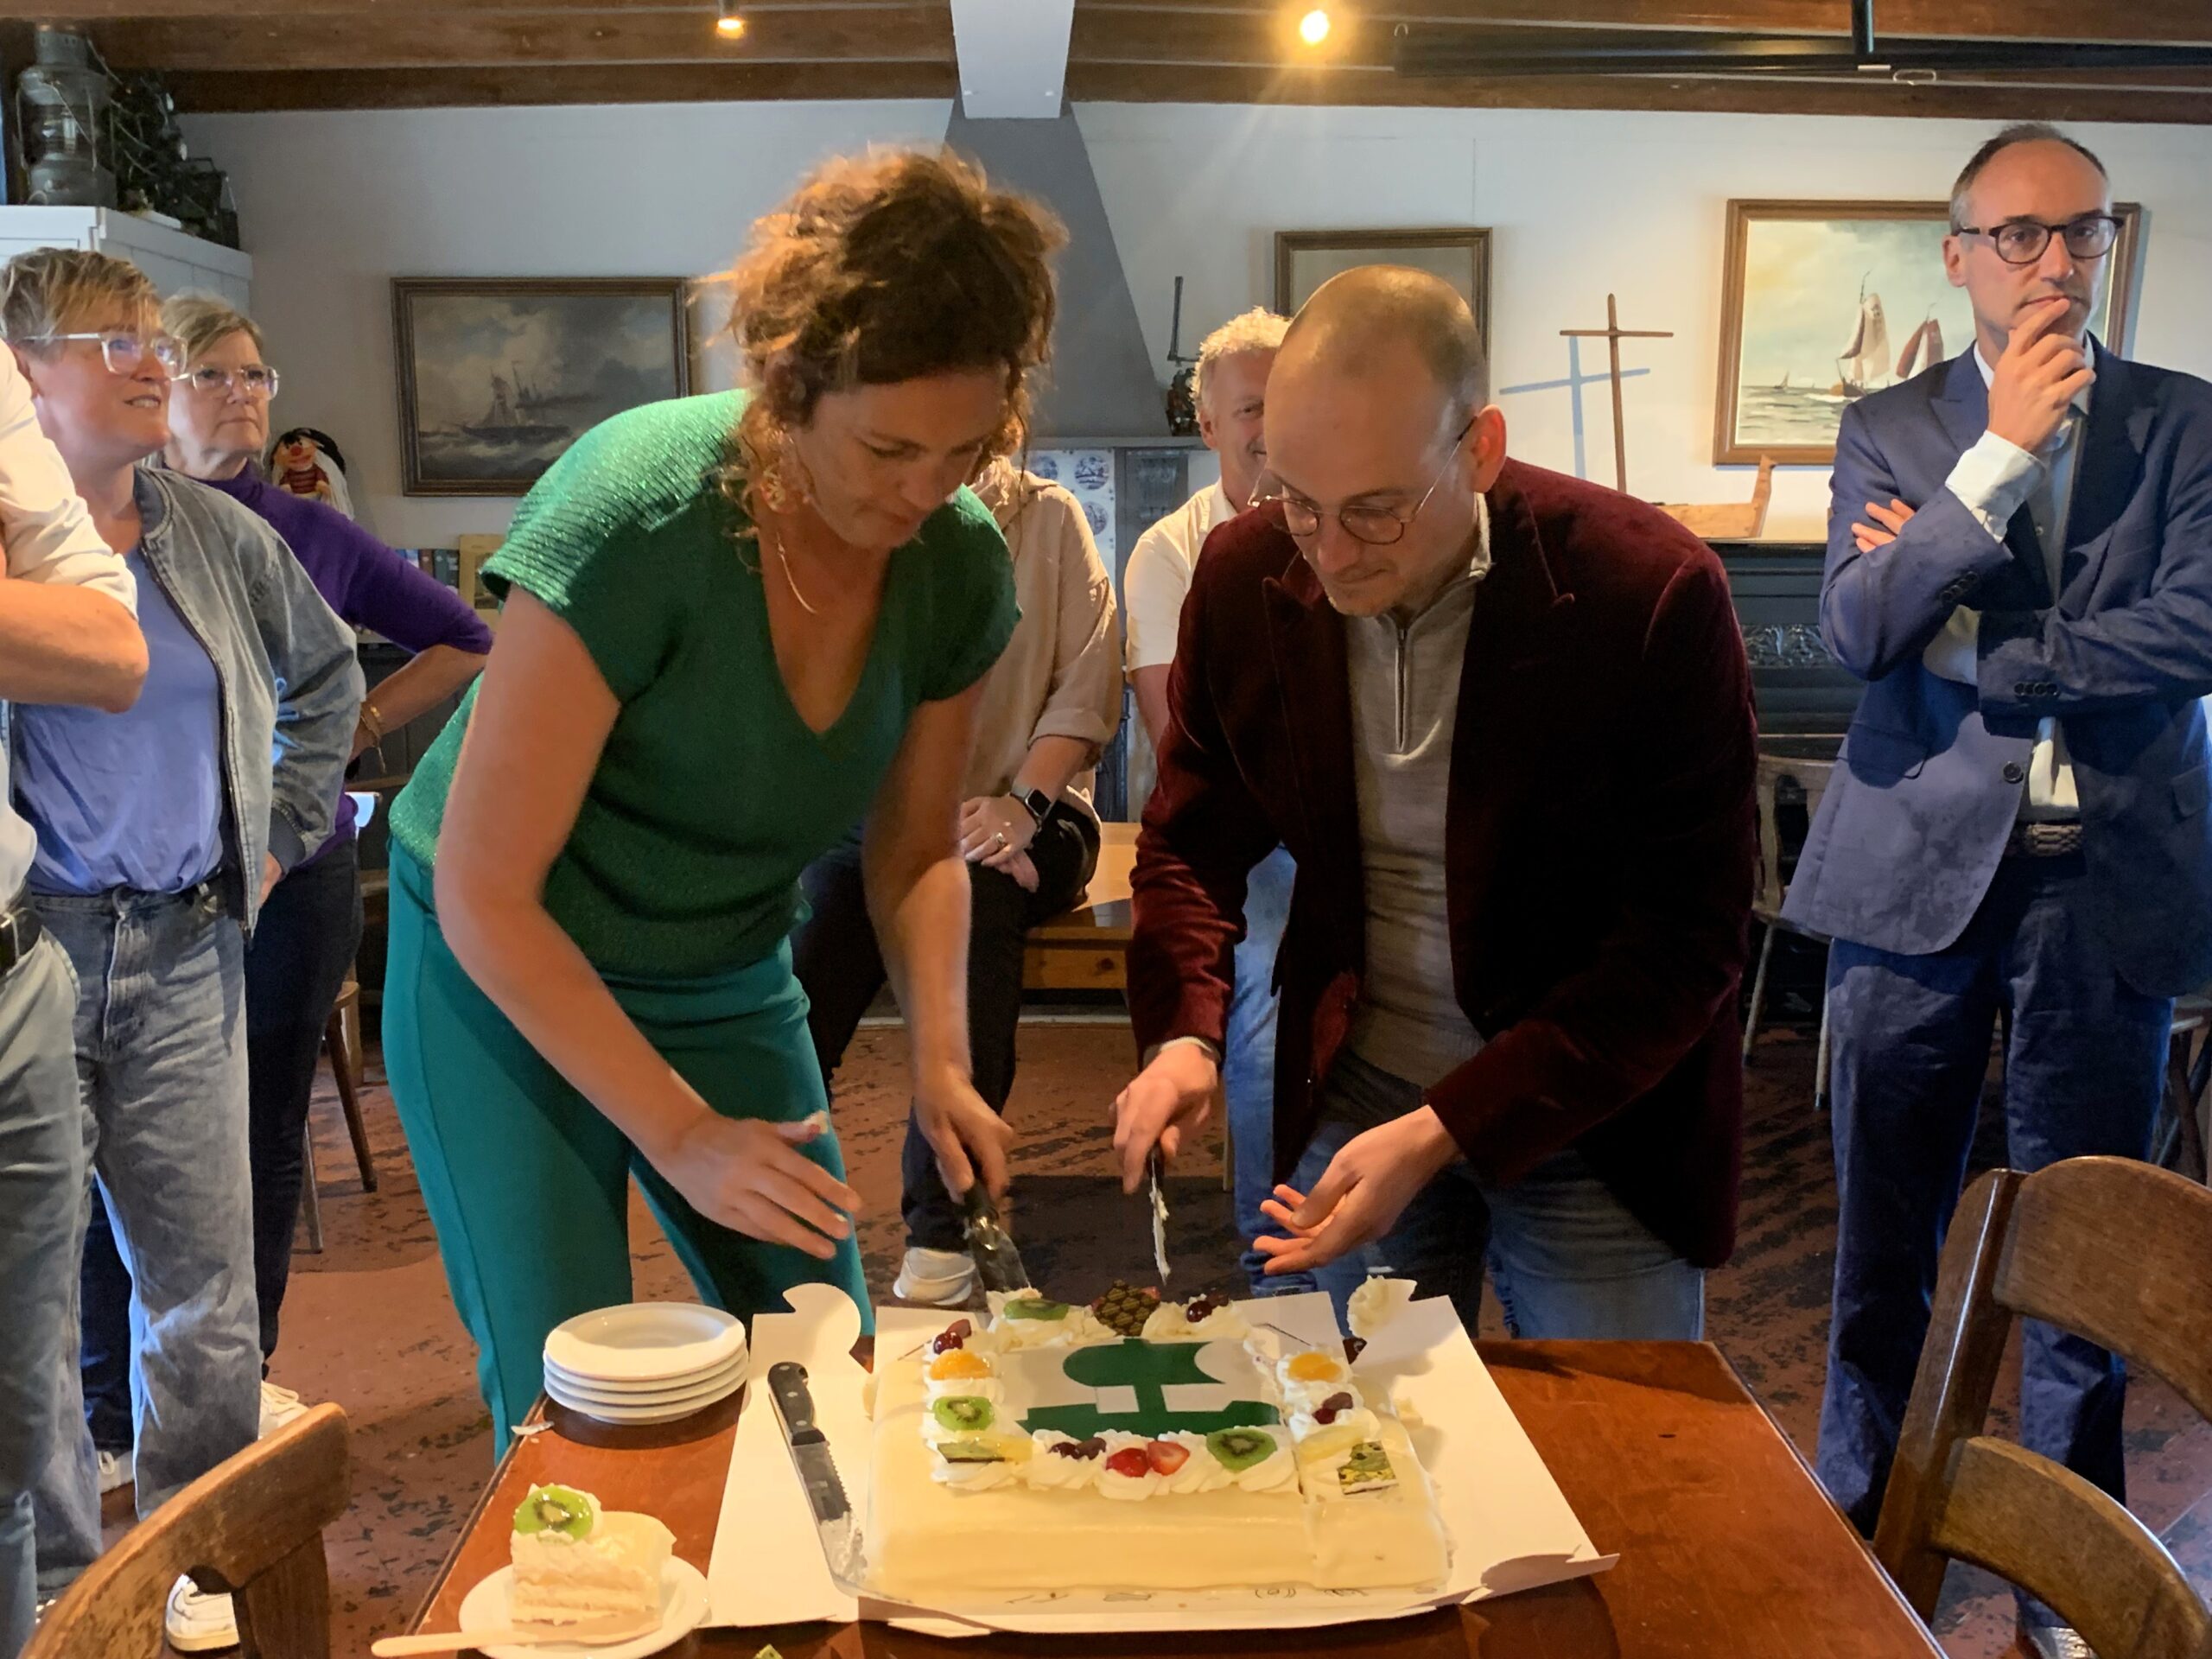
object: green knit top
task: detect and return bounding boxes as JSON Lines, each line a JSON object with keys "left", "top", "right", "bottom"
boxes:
{"left": 388, "top": 390, "right": 1019, "bottom": 980}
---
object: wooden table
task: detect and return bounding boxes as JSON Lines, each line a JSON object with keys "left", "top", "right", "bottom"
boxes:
{"left": 409, "top": 1341, "right": 1940, "bottom": 1658}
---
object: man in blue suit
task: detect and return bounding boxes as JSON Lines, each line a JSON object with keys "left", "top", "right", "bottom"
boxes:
{"left": 1785, "top": 122, "right": 2212, "bottom": 1659}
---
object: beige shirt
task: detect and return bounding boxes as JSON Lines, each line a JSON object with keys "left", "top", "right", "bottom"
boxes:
{"left": 962, "top": 464, "right": 1125, "bottom": 819}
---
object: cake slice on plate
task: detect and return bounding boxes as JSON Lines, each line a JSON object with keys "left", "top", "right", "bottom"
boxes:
{"left": 508, "top": 1483, "right": 675, "bottom": 1628}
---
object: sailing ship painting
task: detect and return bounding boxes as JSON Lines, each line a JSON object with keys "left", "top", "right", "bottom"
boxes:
{"left": 396, "top": 279, "right": 691, "bottom": 496}
{"left": 1715, "top": 200, "right": 2134, "bottom": 465}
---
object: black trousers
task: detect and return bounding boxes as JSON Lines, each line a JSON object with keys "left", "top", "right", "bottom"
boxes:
{"left": 791, "top": 813, "right": 1098, "bottom": 1251}
{"left": 81, "top": 842, "right": 363, "bottom": 1446}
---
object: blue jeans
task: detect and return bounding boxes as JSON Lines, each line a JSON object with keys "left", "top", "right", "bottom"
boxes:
{"left": 1817, "top": 852, "right": 2171, "bottom": 1630}
{"left": 78, "top": 841, "right": 365, "bottom": 1452}
{"left": 1228, "top": 846, "right": 1297, "bottom": 1293}
{"left": 29, "top": 885, "right": 259, "bottom": 1594}
{"left": 0, "top": 934, "right": 85, "bottom": 1656}
{"left": 1289, "top": 1049, "right": 1704, "bottom": 1338}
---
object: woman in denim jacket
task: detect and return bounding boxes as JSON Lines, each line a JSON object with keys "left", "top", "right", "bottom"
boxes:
{"left": 0, "top": 248, "right": 359, "bottom": 1653}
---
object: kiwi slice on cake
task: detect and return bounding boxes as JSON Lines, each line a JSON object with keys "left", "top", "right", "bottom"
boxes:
{"left": 931, "top": 1395, "right": 997, "bottom": 1434}
{"left": 512, "top": 1483, "right": 595, "bottom": 1539}
{"left": 1205, "top": 1427, "right": 1276, "bottom": 1472}
{"left": 937, "top": 1437, "right": 1007, "bottom": 1464}
{"left": 1001, "top": 1296, "right": 1069, "bottom": 1321}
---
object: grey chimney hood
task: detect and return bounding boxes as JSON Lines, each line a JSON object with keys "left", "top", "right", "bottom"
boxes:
{"left": 942, "top": 104, "right": 1170, "bottom": 442}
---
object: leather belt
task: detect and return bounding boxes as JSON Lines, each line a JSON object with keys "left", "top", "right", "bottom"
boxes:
{"left": 2006, "top": 821, "right": 2085, "bottom": 858}
{"left": 0, "top": 888, "right": 45, "bottom": 980}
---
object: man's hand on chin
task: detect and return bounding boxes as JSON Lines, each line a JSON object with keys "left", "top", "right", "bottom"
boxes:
{"left": 1252, "top": 1105, "right": 1461, "bottom": 1275}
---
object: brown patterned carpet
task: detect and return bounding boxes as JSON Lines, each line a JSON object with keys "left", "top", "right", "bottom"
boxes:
{"left": 114, "top": 1001, "right": 2211, "bottom": 1656}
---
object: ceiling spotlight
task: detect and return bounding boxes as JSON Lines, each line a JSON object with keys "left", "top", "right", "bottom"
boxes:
{"left": 1298, "top": 8, "right": 1331, "bottom": 47}
{"left": 715, "top": 2, "right": 746, "bottom": 39}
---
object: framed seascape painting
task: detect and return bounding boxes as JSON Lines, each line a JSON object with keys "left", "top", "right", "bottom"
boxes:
{"left": 1712, "top": 200, "right": 2142, "bottom": 466}
{"left": 1274, "top": 227, "right": 1491, "bottom": 347}
{"left": 392, "top": 277, "right": 693, "bottom": 496}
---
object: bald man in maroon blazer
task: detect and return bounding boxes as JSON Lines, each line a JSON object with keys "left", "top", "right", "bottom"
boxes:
{"left": 1110, "top": 266, "right": 1758, "bottom": 1337}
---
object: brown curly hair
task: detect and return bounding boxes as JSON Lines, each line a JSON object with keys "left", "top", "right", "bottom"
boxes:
{"left": 723, "top": 147, "right": 1064, "bottom": 511}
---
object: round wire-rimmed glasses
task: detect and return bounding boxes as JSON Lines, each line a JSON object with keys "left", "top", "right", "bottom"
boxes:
{"left": 1250, "top": 416, "right": 1477, "bottom": 546}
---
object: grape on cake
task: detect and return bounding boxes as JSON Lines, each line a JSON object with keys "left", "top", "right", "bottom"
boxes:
{"left": 866, "top": 1287, "right": 1450, "bottom": 1599}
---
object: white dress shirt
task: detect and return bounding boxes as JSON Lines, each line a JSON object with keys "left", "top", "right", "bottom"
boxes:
{"left": 1921, "top": 342, "right": 2091, "bottom": 818}
{"left": 1122, "top": 480, "right": 1236, "bottom": 813}
{"left": 0, "top": 353, "right": 137, "bottom": 900}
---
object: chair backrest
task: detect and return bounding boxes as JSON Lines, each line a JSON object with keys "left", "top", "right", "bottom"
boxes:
{"left": 1752, "top": 753, "right": 1834, "bottom": 918}
{"left": 1873, "top": 1159, "right": 2212, "bottom": 1659}
{"left": 25, "top": 1403, "right": 351, "bottom": 1659}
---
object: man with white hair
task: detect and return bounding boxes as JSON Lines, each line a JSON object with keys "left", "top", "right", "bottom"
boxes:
{"left": 1122, "top": 308, "right": 1299, "bottom": 1292}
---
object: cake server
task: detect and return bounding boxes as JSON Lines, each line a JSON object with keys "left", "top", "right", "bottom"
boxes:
{"left": 765, "top": 1361, "right": 866, "bottom": 1592}
{"left": 959, "top": 1181, "right": 1032, "bottom": 1293}
{"left": 1147, "top": 1150, "right": 1173, "bottom": 1285}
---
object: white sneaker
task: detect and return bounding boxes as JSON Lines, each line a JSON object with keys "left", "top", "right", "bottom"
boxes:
{"left": 257, "top": 1379, "right": 308, "bottom": 1438}
{"left": 165, "top": 1574, "right": 238, "bottom": 1653}
{"left": 94, "top": 1447, "right": 131, "bottom": 1495}
{"left": 892, "top": 1246, "right": 976, "bottom": 1306}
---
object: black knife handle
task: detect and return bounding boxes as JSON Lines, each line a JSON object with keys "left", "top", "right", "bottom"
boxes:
{"left": 767, "top": 1361, "right": 823, "bottom": 1443}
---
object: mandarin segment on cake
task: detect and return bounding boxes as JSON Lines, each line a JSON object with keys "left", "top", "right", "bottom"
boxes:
{"left": 865, "top": 1285, "right": 1451, "bottom": 1597}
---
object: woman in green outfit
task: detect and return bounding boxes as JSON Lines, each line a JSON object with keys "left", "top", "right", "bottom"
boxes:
{"left": 384, "top": 149, "right": 1063, "bottom": 1445}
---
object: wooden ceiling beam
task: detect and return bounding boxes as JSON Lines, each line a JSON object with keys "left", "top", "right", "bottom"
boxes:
{"left": 91, "top": 6, "right": 953, "bottom": 73}
{"left": 25, "top": 0, "right": 914, "bottom": 17}
{"left": 1066, "top": 58, "right": 2212, "bottom": 121}
{"left": 90, "top": 3, "right": 2212, "bottom": 79}
{"left": 162, "top": 59, "right": 957, "bottom": 111}
{"left": 162, "top": 55, "right": 2212, "bottom": 118}
{"left": 28, "top": 0, "right": 2212, "bottom": 44}
{"left": 1079, "top": 0, "right": 2212, "bottom": 46}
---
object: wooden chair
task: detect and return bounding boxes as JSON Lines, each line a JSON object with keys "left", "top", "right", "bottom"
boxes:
{"left": 24, "top": 1403, "right": 352, "bottom": 1659}
{"left": 321, "top": 976, "right": 378, "bottom": 1193}
{"left": 1741, "top": 753, "right": 1836, "bottom": 1107}
{"left": 2155, "top": 991, "right": 2211, "bottom": 1185}
{"left": 1872, "top": 1157, "right": 2212, "bottom": 1658}
{"left": 300, "top": 976, "right": 379, "bottom": 1254}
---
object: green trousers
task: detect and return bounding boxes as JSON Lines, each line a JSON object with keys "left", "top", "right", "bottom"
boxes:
{"left": 383, "top": 849, "right": 871, "bottom": 1456}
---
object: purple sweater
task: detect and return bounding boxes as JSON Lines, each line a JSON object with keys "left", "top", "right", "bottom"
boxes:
{"left": 202, "top": 470, "right": 493, "bottom": 854}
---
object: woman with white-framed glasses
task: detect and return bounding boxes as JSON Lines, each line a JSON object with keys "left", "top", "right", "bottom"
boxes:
{"left": 34, "top": 295, "right": 494, "bottom": 1497}
{"left": 0, "top": 248, "right": 360, "bottom": 1654}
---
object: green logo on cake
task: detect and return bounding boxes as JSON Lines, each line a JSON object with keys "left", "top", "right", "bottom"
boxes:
{"left": 1019, "top": 1339, "right": 1282, "bottom": 1440}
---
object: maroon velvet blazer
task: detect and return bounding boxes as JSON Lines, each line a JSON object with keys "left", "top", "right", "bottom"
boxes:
{"left": 1127, "top": 457, "right": 1758, "bottom": 1268}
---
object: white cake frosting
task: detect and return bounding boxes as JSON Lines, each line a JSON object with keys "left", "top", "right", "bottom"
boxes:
{"left": 1347, "top": 1275, "right": 1417, "bottom": 1342}
{"left": 508, "top": 1488, "right": 671, "bottom": 1626}
{"left": 866, "top": 1292, "right": 1449, "bottom": 1599}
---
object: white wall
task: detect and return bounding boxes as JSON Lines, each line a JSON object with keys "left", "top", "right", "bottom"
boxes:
{"left": 183, "top": 100, "right": 952, "bottom": 546}
{"left": 1080, "top": 103, "right": 2212, "bottom": 541}
{"left": 187, "top": 100, "right": 2212, "bottom": 547}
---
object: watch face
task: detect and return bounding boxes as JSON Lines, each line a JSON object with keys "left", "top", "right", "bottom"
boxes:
{"left": 1022, "top": 789, "right": 1052, "bottom": 823}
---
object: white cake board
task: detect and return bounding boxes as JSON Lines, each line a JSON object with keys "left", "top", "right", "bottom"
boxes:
{"left": 707, "top": 1284, "right": 1614, "bottom": 1636}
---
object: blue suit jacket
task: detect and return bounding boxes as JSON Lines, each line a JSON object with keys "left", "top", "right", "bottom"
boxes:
{"left": 1783, "top": 343, "right": 2212, "bottom": 996}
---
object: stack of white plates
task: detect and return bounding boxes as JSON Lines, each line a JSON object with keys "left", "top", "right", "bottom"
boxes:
{"left": 543, "top": 1303, "right": 747, "bottom": 1426}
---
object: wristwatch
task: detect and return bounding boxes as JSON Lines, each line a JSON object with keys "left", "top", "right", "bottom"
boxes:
{"left": 1016, "top": 787, "right": 1056, "bottom": 828}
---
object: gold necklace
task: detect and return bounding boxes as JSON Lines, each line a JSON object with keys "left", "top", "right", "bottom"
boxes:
{"left": 757, "top": 517, "right": 821, "bottom": 617}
